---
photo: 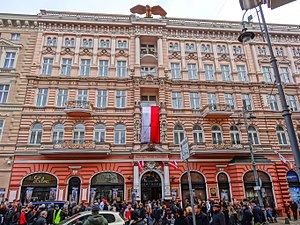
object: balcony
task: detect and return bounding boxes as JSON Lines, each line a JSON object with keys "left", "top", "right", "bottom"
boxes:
{"left": 65, "top": 100, "right": 93, "bottom": 117}
{"left": 201, "top": 104, "right": 234, "bottom": 119}
{"left": 190, "top": 141, "right": 249, "bottom": 153}
{"left": 140, "top": 48, "right": 158, "bottom": 64}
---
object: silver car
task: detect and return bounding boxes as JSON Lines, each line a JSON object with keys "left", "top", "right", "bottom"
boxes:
{"left": 59, "top": 211, "right": 125, "bottom": 225}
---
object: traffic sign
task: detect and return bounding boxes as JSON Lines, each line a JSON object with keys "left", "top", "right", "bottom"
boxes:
{"left": 180, "top": 137, "right": 190, "bottom": 160}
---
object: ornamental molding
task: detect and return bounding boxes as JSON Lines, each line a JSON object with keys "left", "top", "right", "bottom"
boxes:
{"left": 60, "top": 47, "right": 75, "bottom": 55}
{"left": 79, "top": 48, "right": 93, "bottom": 56}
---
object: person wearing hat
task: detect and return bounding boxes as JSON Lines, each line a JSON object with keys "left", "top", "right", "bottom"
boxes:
{"left": 53, "top": 205, "right": 62, "bottom": 225}
{"left": 83, "top": 204, "right": 107, "bottom": 225}
{"left": 211, "top": 204, "right": 225, "bottom": 225}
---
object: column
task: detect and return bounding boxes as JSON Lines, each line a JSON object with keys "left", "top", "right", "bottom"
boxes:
{"left": 111, "top": 36, "right": 116, "bottom": 67}
{"left": 74, "top": 36, "right": 81, "bottom": 64}
{"left": 133, "top": 164, "right": 140, "bottom": 200}
{"left": 157, "top": 37, "right": 163, "bottom": 66}
{"left": 287, "top": 46, "right": 297, "bottom": 73}
{"left": 212, "top": 43, "right": 219, "bottom": 70}
{"left": 55, "top": 35, "right": 63, "bottom": 63}
{"left": 180, "top": 41, "right": 186, "bottom": 69}
{"left": 135, "top": 36, "right": 140, "bottom": 65}
{"left": 164, "top": 162, "right": 171, "bottom": 200}
{"left": 93, "top": 36, "right": 99, "bottom": 65}
{"left": 250, "top": 44, "right": 260, "bottom": 72}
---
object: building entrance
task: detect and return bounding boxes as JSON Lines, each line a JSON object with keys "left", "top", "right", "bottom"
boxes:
{"left": 141, "top": 171, "right": 162, "bottom": 202}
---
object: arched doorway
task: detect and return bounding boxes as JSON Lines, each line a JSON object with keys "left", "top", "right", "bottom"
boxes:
{"left": 286, "top": 170, "right": 300, "bottom": 205}
{"left": 141, "top": 171, "right": 162, "bottom": 202}
{"left": 21, "top": 173, "right": 57, "bottom": 205}
{"left": 243, "top": 170, "right": 275, "bottom": 207}
{"left": 67, "top": 177, "right": 81, "bottom": 203}
{"left": 217, "top": 173, "right": 231, "bottom": 202}
{"left": 181, "top": 171, "right": 206, "bottom": 207}
{"left": 90, "top": 172, "right": 124, "bottom": 203}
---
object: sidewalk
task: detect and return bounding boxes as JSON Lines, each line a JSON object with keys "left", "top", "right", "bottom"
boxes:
{"left": 276, "top": 217, "right": 299, "bottom": 225}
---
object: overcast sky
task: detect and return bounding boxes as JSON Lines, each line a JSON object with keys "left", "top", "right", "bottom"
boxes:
{"left": 0, "top": 0, "right": 299, "bottom": 25}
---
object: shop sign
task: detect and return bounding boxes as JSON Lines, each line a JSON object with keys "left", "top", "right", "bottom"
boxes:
{"left": 23, "top": 173, "right": 57, "bottom": 186}
{"left": 287, "top": 171, "right": 299, "bottom": 182}
{"left": 91, "top": 172, "right": 123, "bottom": 185}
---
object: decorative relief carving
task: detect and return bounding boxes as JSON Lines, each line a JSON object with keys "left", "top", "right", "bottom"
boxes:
{"left": 185, "top": 52, "right": 198, "bottom": 60}
{"left": 234, "top": 54, "right": 246, "bottom": 62}
{"left": 79, "top": 48, "right": 93, "bottom": 56}
{"left": 97, "top": 49, "right": 111, "bottom": 56}
{"left": 160, "top": 119, "right": 167, "bottom": 142}
{"left": 202, "top": 53, "right": 214, "bottom": 61}
{"left": 61, "top": 47, "right": 75, "bottom": 55}
{"left": 134, "top": 118, "right": 141, "bottom": 142}
{"left": 168, "top": 51, "right": 181, "bottom": 59}
{"left": 42, "top": 47, "right": 56, "bottom": 55}
{"left": 115, "top": 49, "right": 129, "bottom": 57}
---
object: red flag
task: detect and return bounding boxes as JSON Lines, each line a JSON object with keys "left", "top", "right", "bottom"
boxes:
{"left": 169, "top": 161, "right": 178, "bottom": 169}
{"left": 141, "top": 106, "right": 160, "bottom": 143}
{"left": 275, "top": 151, "right": 290, "bottom": 168}
{"left": 138, "top": 161, "right": 145, "bottom": 172}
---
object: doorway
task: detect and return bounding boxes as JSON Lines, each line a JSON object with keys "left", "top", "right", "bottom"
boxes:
{"left": 141, "top": 171, "right": 162, "bottom": 202}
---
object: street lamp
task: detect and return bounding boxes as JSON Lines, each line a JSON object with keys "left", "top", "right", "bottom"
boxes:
{"left": 238, "top": 1, "right": 300, "bottom": 180}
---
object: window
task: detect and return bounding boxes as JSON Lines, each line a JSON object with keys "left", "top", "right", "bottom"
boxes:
{"left": 171, "top": 63, "right": 181, "bottom": 79}
{"left": 82, "top": 38, "right": 93, "bottom": 48}
{"left": 201, "top": 44, "right": 212, "bottom": 53}
{"left": 233, "top": 46, "right": 243, "bottom": 55}
{"left": 172, "top": 92, "right": 182, "bottom": 109}
{"left": 56, "top": 89, "right": 68, "bottom": 107}
{"left": 141, "top": 67, "right": 156, "bottom": 76}
{"left": 190, "top": 93, "right": 200, "bottom": 110}
{"left": 185, "top": 43, "right": 196, "bottom": 52}
{"left": 80, "top": 59, "right": 91, "bottom": 76}
{"left": 269, "top": 95, "right": 279, "bottom": 111}
{"left": 224, "top": 93, "right": 235, "bottom": 109}
{"left": 100, "top": 39, "right": 110, "bottom": 48}
{"left": 52, "top": 124, "right": 64, "bottom": 144}
{"left": 187, "top": 63, "right": 198, "bottom": 80}
{"left": 98, "top": 60, "right": 109, "bottom": 77}
{"left": 141, "top": 44, "right": 156, "bottom": 54}
{"left": 30, "top": 123, "right": 42, "bottom": 144}
{"left": 230, "top": 126, "right": 241, "bottom": 145}
{"left": 42, "top": 58, "right": 54, "bottom": 75}
{"left": 217, "top": 45, "right": 227, "bottom": 54}
{"left": 116, "top": 61, "right": 127, "bottom": 77}
{"left": 97, "top": 90, "right": 107, "bottom": 108}
{"left": 193, "top": 125, "right": 204, "bottom": 144}
{"left": 208, "top": 93, "right": 217, "bottom": 107}
{"left": 94, "top": 124, "right": 106, "bottom": 143}
{"left": 60, "top": 58, "right": 72, "bottom": 76}
{"left": 292, "top": 47, "right": 300, "bottom": 57}
{"left": 174, "top": 125, "right": 185, "bottom": 144}
{"left": 280, "top": 67, "right": 292, "bottom": 83}
{"left": 287, "top": 95, "right": 298, "bottom": 111}
{"left": 237, "top": 65, "right": 248, "bottom": 82}
{"left": 73, "top": 124, "right": 85, "bottom": 144}
{"left": 77, "top": 90, "right": 88, "bottom": 103}
{"left": 212, "top": 125, "right": 223, "bottom": 144}
{"left": 169, "top": 42, "right": 179, "bottom": 51}
{"left": 117, "top": 40, "right": 127, "bottom": 49}
{"left": 204, "top": 64, "right": 214, "bottom": 81}
{"left": 11, "top": 33, "right": 20, "bottom": 40}
{"left": 0, "top": 85, "right": 9, "bottom": 103}
{"left": 46, "top": 37, "right": 57, "bottom": 46}
{"left": 4, "top": 52, "right": 16, "bottom": 69}
{"left": 221, "top": 65, "right": 231, "bottom": 81}
{"left": 241, "top": 94, "right": 252, "bottom": 111}
{"left": 141, "top": 96, "right": 156, "bottom": 107}
{"left": 116, "top": 90, "right": 126, "bottom": 108}
{"left": 276, "top": 126, "right": 288, "bottom": 145}
{"left": 36, "top": 89, "right": 48, "bottom": 107}
{"left": 0, "top": 120, "right": 3, "bottom": 140}
{"left": 258, "top": 47, "right": 267, "bottom": 56}
{"left": 248, "top": 126, "right": 260, "bottom": 145}
{"left": 64, "top": 37, "right": 75, "bottom": 47}
{"left": 275, "top": 47, "right": 284, "bottom": 57}
{"left": 114, "top": 124, "right": 126, "bottom": 144}
{"left": 262, "top": 66, "right": 273, "bottom": 83}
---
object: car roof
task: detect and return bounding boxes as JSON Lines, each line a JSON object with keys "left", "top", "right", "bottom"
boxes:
{"left": 78, "top": 211, "right": 121, "bottom": 215}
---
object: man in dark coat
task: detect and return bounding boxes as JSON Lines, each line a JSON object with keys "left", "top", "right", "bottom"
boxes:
{"left": 240, "top": 205, "right": 252, "bottom": 225}
{"left": 211, "top": 204, "right": 225, "bottom": 225}
{"left": 174, "top": 208, "right": 188, "bottom": 225}
{"left": 46, "top": 204, "right": 55, "bottom": 225}
{"left": 290, "top": 201, "right": 298, "bottom": 221}
{"left": 251, "top": 200, "right": 265, "bottom": 224}
{"left": 83, "top": 204, "right": 108, "bottom": 225}
{"left": 35, "top": 211, "right": 47, "bottom": 225}
{"left": 194, "top": 204, "right": 209, "bottom": 225}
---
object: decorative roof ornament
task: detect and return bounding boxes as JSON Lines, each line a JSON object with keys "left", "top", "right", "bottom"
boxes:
{"left": 130, "top": 4, "right": 167, "bottom": 18}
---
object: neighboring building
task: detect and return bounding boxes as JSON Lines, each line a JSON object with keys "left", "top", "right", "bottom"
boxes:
{"left": 0, "top": 14, "right": 38, "bottom": 200}
{"left": 1, "top": 9, "right": 300, "bottom": 212}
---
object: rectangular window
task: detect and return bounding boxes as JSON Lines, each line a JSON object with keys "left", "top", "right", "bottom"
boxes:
{"left": 280, "top": 67, "right": 292, "bottom": 83}
{"left": 171, "top": 63, "right": 181, "bottom": 79}
{"left": 60, "top": 58, "right": 72, "bottom": 76}
{"left": 262, "top": 66, "right": 273, "bottom": 83}
{"left": 190, "top": 93, "right": 200, "bottom": 110}
{"left": 269, "top": 95, "right": 279, "bottom": 111}
{"left": 36, "top": 89, "right": 48, "bottom": 107}
{"left": 187, "top": 63, "right": 198, "bottom": 80}
{"left": 77, "top": 90, "right": 88, "bottom": 102}
{"left": 4, "top": 52, "right": 16, "bottom": 69}
{"left": 116, "top": 61, "right": 127, "bottom": 77}
{"left": 288, "top": 95, "right": 298, "bottom": 111}
{"left": 0, "top": 85, "right": 9, "bottom": 104}
{"left": 172, "top": 92, "right": 182, "bottom": 109}
{"left": 241, "top": 94, "right": 252, "bottom": 111}
{"left": 11, "top": 33, "right": 20, "bottom": 40}
{"left": 224, "top": 93, "right": 235, "bottom": 109}
{"left": 98, "top": 60, "right": 109, "bottom": 77}
{"left": 116, "top": 90, "right": 126, "bottom": 108}
{"left": 237, "top": 65, "right": 248, "bottom": 82}
{"left": 141, "top": 67, "right": 156, "bottom": 76}
{"left": 204, "top": 64, "right": 215, "bottom": 81}
{"left": 80, "top": 59, "right": 91, "bottom": 76}
{"left": 208, "top": 93, "right": 217, "bottom": 106}
{"left": 42, "top": 58, "right": 54, "bottom": 75}
{"left": 0, "top": 120, "right": 3, "bottom": 141}
{"left": 221, "top": 65, "right": 231, "bottom": 81}
{"left": 97, "top": 90, "right": 107, "bottom": 108}
{"left": 56, "top": 89, "right": 68, "bottom": 107}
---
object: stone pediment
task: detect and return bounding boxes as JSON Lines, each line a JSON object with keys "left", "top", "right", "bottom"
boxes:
{"left": 0, "top": 38, "right": 22, "bottom": 48}
{"left": 136, "top": 143, "right": 168, "bottom": 152}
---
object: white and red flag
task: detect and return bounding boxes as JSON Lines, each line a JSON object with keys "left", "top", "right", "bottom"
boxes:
{"left": 169, "top": 161, "right": 179, "bottom": 169}
{"left": 141, "top": 106, "right": 160, "bottom": 143}
{"left": 138, "top": 161, "right": 145, "bottom": 172}
{"left": 274, "top": 150, "right": 291, "bottom": 168}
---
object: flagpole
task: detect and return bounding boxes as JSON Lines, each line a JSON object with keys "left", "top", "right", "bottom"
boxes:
{"left": 186, "top": 159, "right": 197, "bottom": 225}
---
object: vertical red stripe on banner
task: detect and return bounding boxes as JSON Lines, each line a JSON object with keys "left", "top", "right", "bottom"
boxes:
{"left": 150, "top": 106, "right": 160, "bottom": 143}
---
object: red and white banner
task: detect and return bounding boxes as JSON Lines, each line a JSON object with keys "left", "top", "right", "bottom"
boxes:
{"left": 138, "top": 161, "right": 145, "bottom": 172}
{"left": 141, "top": 106, "right": 160, "bottom": 143}
{"left": 274, "top": 150, "right": 291, "bottom": 168}
{"left": 169, "top": 161, "right": 178, "bottom": 169}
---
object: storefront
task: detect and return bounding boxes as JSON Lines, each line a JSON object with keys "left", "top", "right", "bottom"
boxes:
{"left": 67, "top": 177, "right": 81, "bottom": 203}
{"left": 286, "top": 170, "right": 300, "bottom": 209}
{"left": 20, "top": 173, "right": 57, "bottom": 205}
{"left": 141, "top": 171, "right": 162, "bottom": 202}
{"left": 217, "top": 173, "right": 231, "bottom": 202}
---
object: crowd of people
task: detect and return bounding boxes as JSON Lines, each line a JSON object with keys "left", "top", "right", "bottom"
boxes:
{"left": 0, "top": 198, "right": 299, "bottom": 225}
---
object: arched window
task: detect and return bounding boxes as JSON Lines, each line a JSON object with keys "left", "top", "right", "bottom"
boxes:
{"left": 276, "top": 125, "right": 288, "bottom": 145}
{"left": 185, "top": 43, "right": 189, "bottom": 51}
{"left": 201, "top": 44, "right": 206, "bottom": 53}
{"left": 206, "top": 44, "right": 211, "bottom": 53}
{"left": 94, "top": 124, "right": 106, "bottom": 143}
{"left": 193, "top": 125, "right": 204, "bottom": 144}
{"left": 114, "top": 124, "right": 126, "bottom": 144}
{"left": 70, "top": 38, "right": 75, "bottom": 47}
{"left": 217, "top": 173, "right": 231, "bottom": 202}
{"left": 64, "top": 38, "right": 70, "bottom": 47}
{"left": 100, "top": 39, "right": 105, "bottom": 48}
{"left": 67, "top": 177, "right": 81, "bottom": 203}
{"left": 82, "top": 39, "right": 87, "bottom": 48}
{"left": 73, "top": 124, "right": 85, "bottom": 144}
{"left": 248, "top": 126, "right": 260, "bottom": 145}
{"left": 30, "top": 123, "right": 43, "bottom": 144}
{"left": 169, "top": 42, "right": 173, "bottom": 50}
{"left": 212, "top": 125, "right": 223, "bottom": 144}
{"left": 88, "top": 39, "right": 93, "bottom": 48}
{"left": 52, "top": 124, "right": 64, "bottom": 144}
{"left": 174, "top": 125, "right": 184, "bottom": 144}
{"left": 106, "top": 40, "right": 110, "bottom": 48}
{"left": 52, "top": 37, "right": 57, "bottom": 46}
{"left": 230, "top": 126, "right": 241, "bottom": 145}
{"left": 46, "top": 37, "right": 52, "bottom": 46}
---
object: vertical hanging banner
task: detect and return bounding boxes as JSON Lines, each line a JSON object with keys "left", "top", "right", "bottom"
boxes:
{"left": 141, "top": 106, "right": 160, "bottom": 143}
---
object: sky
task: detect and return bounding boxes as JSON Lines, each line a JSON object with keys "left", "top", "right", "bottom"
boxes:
{"left": 0, "top": 0, "right": 299, "bottom": 25}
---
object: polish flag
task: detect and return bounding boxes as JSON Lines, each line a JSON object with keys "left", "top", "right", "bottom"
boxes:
{"left": 138, "top": 161, "right": 145, "bottom": 172}
{"left": 141, "top": 106, "right": 160, "bottom": 143}
{"left": 275, "top": 151, "right": 290, "bottom": 168}
{"left": 169, "top": 161, "right": 179, "bottom": 169}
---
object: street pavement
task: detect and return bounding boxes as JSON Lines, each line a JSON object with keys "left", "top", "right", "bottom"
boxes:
{"left": 276, "top": 217, "right": 299, "bottom": 225}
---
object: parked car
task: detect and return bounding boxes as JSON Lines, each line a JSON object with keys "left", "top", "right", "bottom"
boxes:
{"left": 59, "top": 211, "right": 125, "bottom": 225}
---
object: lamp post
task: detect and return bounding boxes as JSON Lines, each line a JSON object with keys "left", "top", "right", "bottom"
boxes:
{"left": 238, "top": 1, "right": 300, "bottom": 179}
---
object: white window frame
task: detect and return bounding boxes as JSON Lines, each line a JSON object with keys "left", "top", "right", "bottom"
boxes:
{"left": 94, "top": 124, "right": 106, "bottom": 143}
{"left": 29, "top": 124, "right": 43, "bottom": 144}
{"left": 52, "top": 124, "right": 64, "bottom": 144}
{"left": 42, "top": 58, "right": 54, "bottom": 75}
{"left": 269, "top": 95, "right": 279, "bottom": 111}
{"left": 237, "top": 65, "right": 248, "bottom": 82}
{"left": 174, "top": 125, "right": 185, "bottom": 145}
{"left": 190, "top": 92, "right": 201, "bottom": 110}
{"left": 224, "top": 93, "right": 235, "bottom": 109}
{"left": 77, "top": 90, "right": 88, "bottom": 103}
{"left": 60, "top": 58, "right": 72, "bottom": 76}
{"left": 287, "top": 95, "right": 298, "bottom": 111}
{"left": 172, "top": 92, "right": 182, "bottom": 109}
{"left": 262, "top": 66, "right": 274, "bottom": 83}
{"left": 230, "top": 126, "right": 241, "bottom": 145}
{"left": 193, "top": 125, "right": 204, "bottom": 144}
{"left": 221, "top": 65, "right": 231, "bottom": 81}
{"left": 36, "top": 89, "right": 48, "bottom": 107}
{"left": 114, "top": 124, "right": 126, "bottom": 144}
{"left": 0, "top": 85, "right": 10, "bottom": 104}
{"left": 4, "top": 52, "right": 16, "bottom": 69}
{"left": 116, "top": 90, "right": 126, "bottom": 108}
{"left": 116, "top": 61, "right": 127, "bottom": 77}
{"left": 204, "top": 64, "right": 215, "bottom": 81}
{"left": 98, "top": 60, "right": 109, "bottom": 77}
{"left": 73, "top": 124, "right": 85, "bottom": 144}
{"left": 80, "top": 59, "right": 91, "bottom": 76}
{"left": 187, "top": 63, "right": 198, "bottom": 80}
{"left": 56, "top": 89, "right": 68, "bottom": 107}
{"left": 97, "top": 90, "right": 107, "bottom": 108}
{"left": 276, "top": 126, "right": 288, "bottom": 145}
{"left": 280, "top": 67, "right": 293, "bottom": 84}
{"left": 0, "top": 120, "right": 4, "bottom": 141}
{"left": 171, "top": 63, "right": 181, "bottom": 79}
{"left": 208, "top": 93, "right": 217, "bottom": 107}
{"left": 11, "top": 33, "right": 20, "bottom": 40}
{"left": 248, "top": 126, "right": 260, "bottom": 145}
{"left": 212, "top": 125, "right": 223, "bottom": 144}
{"left": 241, "top": 94, "right": 252, "bottom": 111}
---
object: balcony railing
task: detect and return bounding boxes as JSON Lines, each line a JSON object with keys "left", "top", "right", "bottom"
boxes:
{"left": 201, "top": 104, "right": 234, "bottom": 119}
{"left": 52, "top": 140, "right": 96, "bottom": 149}
{"left": 65, "top": 100, "right": 93, "bottom": 117}
{"left": 190, "top": 141, "right": 248, "bottom": 151}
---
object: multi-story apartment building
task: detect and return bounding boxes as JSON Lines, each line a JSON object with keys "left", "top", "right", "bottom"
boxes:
{"left": 0, "top": 14, "right": 38, "bottom": 200}
{"left": 1, "top": 8, "right": 300, "bottom": 212}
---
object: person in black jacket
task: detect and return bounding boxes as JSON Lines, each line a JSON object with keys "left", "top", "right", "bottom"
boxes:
{"left": 174, "top": 208, "right": 188, "bottom": 225}
{"left": 46, "top": 204, "right": 54, "bottom": 225}
{"left": 212, "top": 204, "right": 225, "bottom": 225}
{"left": 35, "top": 211, "right": 47, "bottom": 225}
{"left": 194, "top": 204, "right": 209, "bottom": 225}
{"left": 240, "top": 205, "right": 252, "bottom": 225}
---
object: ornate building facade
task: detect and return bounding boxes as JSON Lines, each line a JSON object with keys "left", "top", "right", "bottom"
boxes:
{"left": 1, "top": 9, "right": 300, "bottom": 212}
